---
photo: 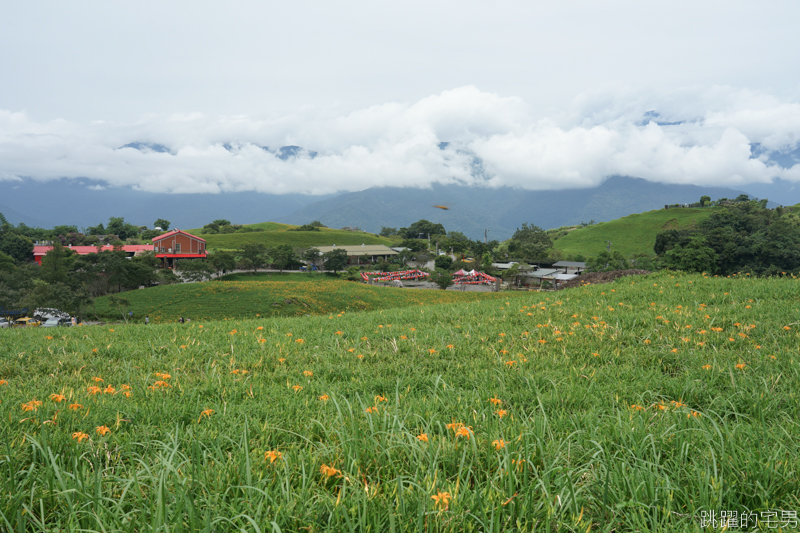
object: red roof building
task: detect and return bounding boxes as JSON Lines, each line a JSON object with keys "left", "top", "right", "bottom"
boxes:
{"left": 33, "top": 244, "right": 153, "bottom": 265}
{"left": 152, "top": 229, "right": 207, "bottom": 268}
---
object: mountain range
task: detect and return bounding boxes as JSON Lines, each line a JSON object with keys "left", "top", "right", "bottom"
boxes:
{"left": 278, "top": 176, "right": 753, "bottom": 240}
{"left": 0, "top": 174, "right": 785, "bottom": 241}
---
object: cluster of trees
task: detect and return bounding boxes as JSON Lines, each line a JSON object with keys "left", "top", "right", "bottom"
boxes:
{"left": 0, "top": 241, "right": 176, "bottom": 321}
{"left": 0, "top": 214, "right": 179, "bottom": 319}
{"left": 288, "top": 221, "right": 326, "bottom": 232}
{"left": 201, "top": 219, "right": 265, "bottom": 234}
{"left": 653, "top": 200, "right": 800, "bottom": 275}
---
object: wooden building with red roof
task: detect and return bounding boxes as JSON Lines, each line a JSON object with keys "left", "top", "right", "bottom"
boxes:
{"left": 152, "top": 229, "right": 207, "bottom": 268}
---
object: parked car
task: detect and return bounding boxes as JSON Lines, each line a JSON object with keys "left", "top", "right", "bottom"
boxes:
{"left": 0, "top": 318, "right": 10, "bottom": 328}
{"left": 41, "top": 317, "right": 72, "bottom": 328}
{"left": 34, "top": 307, "right": 71, "bottom": 322}
{"left": 14, "top": 317, "right": 42, "bottom": 328}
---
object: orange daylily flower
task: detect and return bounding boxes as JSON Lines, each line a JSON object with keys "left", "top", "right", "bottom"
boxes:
{"left": 50, "top": 393, "right": 66, "bottom": 402}
{"left": 21, "top": 400, "right": 42, "bottom": 412}
{"left": 68, "top": 403, "right": 83, "bottom": 410}
{"left": 416, "top": 433, "right": 429, "bottom": 442}
{"left": 320, "top": 464, "right": 340, "bottom": 477}
{"left": 431, "top": 491, "right": 452, "bottom": 508}
{"left": 72, "top": 432, "right": 89, "bottom": 442}
{"left": 96, "top": 425, "right": 111, "bottom": 436}
{"left": 264, "top": 450, "right": 283, "bottom": 463}
{"left": 496, "top": 409, "right": 508, "bottom": 418}
{"left": 492, "top": 439, "right": 506, "bottom": 450}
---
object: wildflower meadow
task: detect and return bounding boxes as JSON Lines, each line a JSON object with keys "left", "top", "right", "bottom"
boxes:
{"left": 2, "top": 271, "right": 799, "bottom": 531}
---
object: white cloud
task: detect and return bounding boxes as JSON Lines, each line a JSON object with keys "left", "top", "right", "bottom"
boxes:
{"left": 1, "top": 86, "right": 799, "bottom": 194}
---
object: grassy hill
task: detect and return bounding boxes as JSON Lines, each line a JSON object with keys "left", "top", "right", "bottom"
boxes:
{"left": 552, "top": 207, "right": 716, "bottom": 258}
{"left": 93, "top": 279, "right": 515, "bottom": 322}
{"left": 184, "top": 222, "right": 398, "bottom": 251}
{"left": 4, "top": 271, "right": 800, "bottom": 529}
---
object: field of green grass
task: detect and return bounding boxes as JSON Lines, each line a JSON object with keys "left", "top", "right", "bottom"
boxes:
{"left": 217, "top": 272, "right": 332, "bottom": 282}
{"left": 3, "top": 271, "right": 800, "bottom": 530}
{"left": 552, "top": 207, "right": 715, "bottom": 258}
{"left": 92, "top": 280, "right": 513, "bottom": 323}
{"left": 183, "top": 222, "right": 399, "bottom": 251}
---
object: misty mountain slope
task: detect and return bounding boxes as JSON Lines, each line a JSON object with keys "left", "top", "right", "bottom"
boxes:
{"left": 0, "top": 179, "right": 332, "bottom": 230}
{"left": 280, "top": 177, "right": 749, "bottom": 240}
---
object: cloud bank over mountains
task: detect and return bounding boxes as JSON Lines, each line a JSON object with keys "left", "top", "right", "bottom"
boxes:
{"left": 1, "top": 86, "right": 799, "bottom": 196}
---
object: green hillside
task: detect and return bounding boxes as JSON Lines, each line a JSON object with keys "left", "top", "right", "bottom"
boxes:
{"left": 184, "top": 222, "right": 399, "bottom": 251}
{"left": 552, "top": 207, "right": 716, "bottom": 258}
{"left": 93, "top": 279, "right": 515, "bottom": 322}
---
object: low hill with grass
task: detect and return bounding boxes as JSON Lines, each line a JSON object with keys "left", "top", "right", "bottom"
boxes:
{"left": 551, "top": 207, "right": 716, "bottom": 258}
{"left": 93, "top": 279, "right": 512, "bottom": 322}
{"left": 183, "top": 222, "right": 399, "bottom": 251}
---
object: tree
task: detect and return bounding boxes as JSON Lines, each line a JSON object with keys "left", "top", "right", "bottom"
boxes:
{"left": 700, "top": 195, "right": 711, "bottom": 207}
{"left": 239, "top": 243, "right": 268, "bottom": 274}
{"left": 430, "top": 269, "right": 453, "bottom": 290}
{"left": 212, "top": 219, "right": 231, "bottom": 226}
{"left": 380, "top": 227, "right": 398, "bottom": 237}
{"left": 662, "top": 236, "right": 718, "bottom": 273}
{"left": 153, "top": 218, "right": 170, "bottom": 231}
{"left": 107, "top": 295, "right": 131, "bottom": 323}
{"left": 0, "top": 233, "right": 33, "bottom": 264}
{"left": 40, "top": 240, "right": 72, "bottom": 284}
{"left": 508, "top": 223, "right": 552, "bottom": 263}
{"left": 0, "top": 251, "right": 14, "bottom": 273}
{"left": 105, "top": 217, "right": 141, "bottom": 241}
{"left": 402, "top": 220, "right": 445, "bottom": 239}
{"left": 85, "top": 223, "right": 105, "bottom": 236}
{"left": 271, "top": 244, "right": 296, "bottom": 273}
{"left": 434, "top": 255, "right": 453, "bottom": 271}
{"left": 207, "top": 250, "right": 236, "bottom": 277}
{"left": 175, "top": 260, "right": 215, "bottom": 282}
{"left": 322, "top": 248, "right": 349, "bottom": 273}
{"left": 399, "top": 239, "right": 427, "bottom": 252}
{"left": 587, "top": 251, "right": 630, "bottom": 272}
{"left": 302, "top": 247, "right": 321, "bottom": 267}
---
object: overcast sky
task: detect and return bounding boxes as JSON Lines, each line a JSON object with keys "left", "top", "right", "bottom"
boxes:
{"left": 1, "top": 0, "right": 799, "bottom": 195}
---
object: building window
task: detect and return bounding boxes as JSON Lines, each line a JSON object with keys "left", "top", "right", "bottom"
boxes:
{"left": 175, "top": 243, "right": 181, "bottom": 253}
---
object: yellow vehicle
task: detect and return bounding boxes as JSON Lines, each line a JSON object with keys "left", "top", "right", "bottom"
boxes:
{"left": 14, "top": 317, "right": 42, "bottom": 328}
